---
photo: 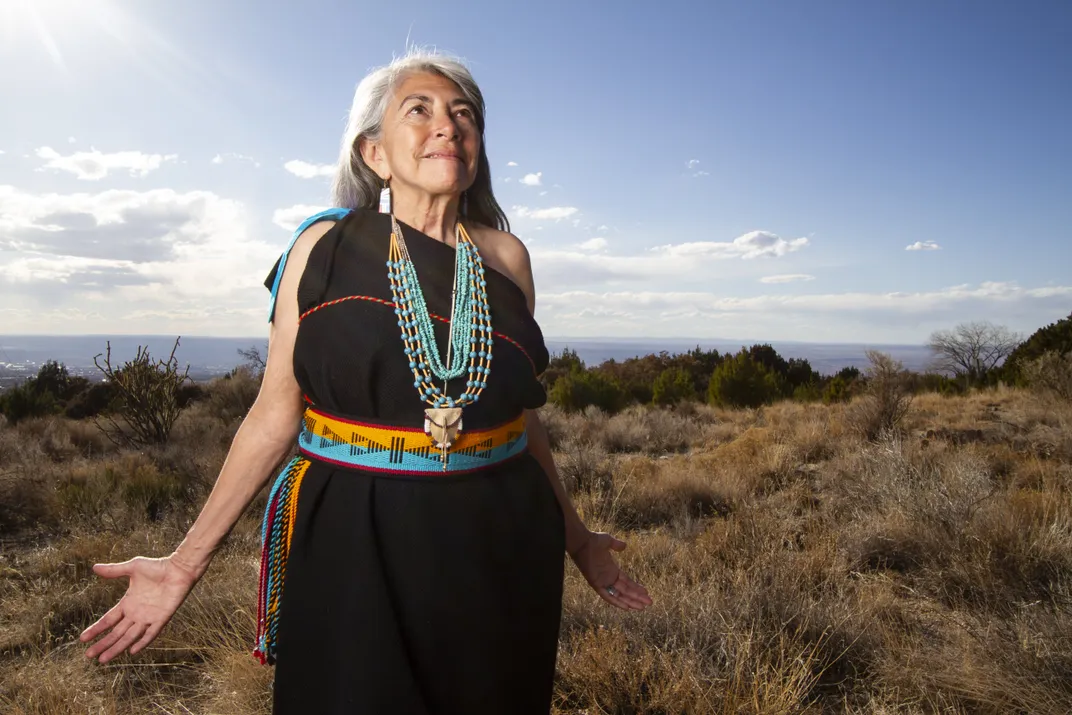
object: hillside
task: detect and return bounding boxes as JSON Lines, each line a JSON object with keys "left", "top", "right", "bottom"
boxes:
{"left": 1, "top": 373, "right": 1070, "bottom": 713}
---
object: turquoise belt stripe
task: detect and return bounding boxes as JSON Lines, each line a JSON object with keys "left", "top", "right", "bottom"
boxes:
{"left": 298, "top": 424, "right": 528, "bottom": 473}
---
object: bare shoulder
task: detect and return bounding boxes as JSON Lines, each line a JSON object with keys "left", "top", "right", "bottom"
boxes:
{"left": 467, "top": 223, "right": 535, "bottom": 312}
{"left": 288, "top": 219, "right": 338, "bottom": 261}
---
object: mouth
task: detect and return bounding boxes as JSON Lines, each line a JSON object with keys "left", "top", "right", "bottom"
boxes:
{"left": 423, "top": 151, "right": 463, "bottom": 161}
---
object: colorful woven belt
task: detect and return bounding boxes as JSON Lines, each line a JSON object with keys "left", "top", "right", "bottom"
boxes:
{"left": 297, "top": 406, "right": 528, "bottom": 474}
{"left": 253, "top": 407, "right": 528, "bottom": 664}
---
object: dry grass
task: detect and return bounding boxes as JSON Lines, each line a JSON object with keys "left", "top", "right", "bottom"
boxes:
{"left": 1, "top": 386, "right": 1071, "bottom": 713}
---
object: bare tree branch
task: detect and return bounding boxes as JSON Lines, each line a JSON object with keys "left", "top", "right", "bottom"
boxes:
{"left": 927, "top": 321, "right": 1021, "bottom": 385}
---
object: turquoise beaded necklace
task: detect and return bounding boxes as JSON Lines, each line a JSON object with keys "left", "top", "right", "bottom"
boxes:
{"left": 387, "top": 216, "right": 493, "bottom": 466}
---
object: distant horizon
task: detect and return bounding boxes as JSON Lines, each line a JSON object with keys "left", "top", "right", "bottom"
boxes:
{"left": 0, "top": 333, "right": 930, "bottom": 348}
{"left": 0, "top": 333, "right": 939, "bottom": 379}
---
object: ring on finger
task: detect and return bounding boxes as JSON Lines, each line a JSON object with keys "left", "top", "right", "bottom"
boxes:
{"left": 605, "top": 585, "right": 618, "bottom": 597}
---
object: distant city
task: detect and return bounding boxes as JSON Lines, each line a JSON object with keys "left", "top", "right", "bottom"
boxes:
{"left": 0, "top": 334, "right": 936, "bottom": 390}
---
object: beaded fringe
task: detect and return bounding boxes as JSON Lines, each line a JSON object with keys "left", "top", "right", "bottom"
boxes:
{"left": 253, "top": 455, "right": 311, "bottom": 665}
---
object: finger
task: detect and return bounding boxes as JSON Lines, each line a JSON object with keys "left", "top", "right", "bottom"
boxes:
{"left": 86, "top": 618, "right": 132, "bottom": 660}
{"left": 598, "top": 585, "right": 638, "bottom": 611}
{"left": 609, "top": 537, "right": 627, "bottom": 552}
{"left": 599, "top": 574, "right": 650, "bottom": 610}
{"left": 616, "top": 574, "right": 654, "bottom": 606}
{"left": 99, "top": 622, "right": 148, "bottom": 664}
{"left": 92, "top": 560, "right": 134, "bottom": 580}
{"left": 80, "top": 604, "right": 124, "bottom": 643}
{"left": 594, "top": 575, "right": 636, "bottom": 610}
{"left": 606, "top": 584, "right": 648, "bottom": 610}
{"left": 129, "top": 622, "right": 163, "bottom": 655}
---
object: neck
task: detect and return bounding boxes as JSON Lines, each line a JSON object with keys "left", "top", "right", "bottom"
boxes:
{"left": 391, "top": 188, "right": 460, "bottom": 245}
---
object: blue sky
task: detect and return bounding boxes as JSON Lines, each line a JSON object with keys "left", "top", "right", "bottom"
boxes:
{"left": 1, "top": 0, "right": 1069, "bottom": 343}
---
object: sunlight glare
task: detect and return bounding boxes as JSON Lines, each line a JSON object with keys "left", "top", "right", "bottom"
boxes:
{"left": 1, "top": 0, "right": 119, "bottom": 70}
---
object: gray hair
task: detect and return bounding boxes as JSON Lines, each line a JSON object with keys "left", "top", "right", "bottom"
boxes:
{"left": 330, "top": 49, "right": 509, "bottom": 232}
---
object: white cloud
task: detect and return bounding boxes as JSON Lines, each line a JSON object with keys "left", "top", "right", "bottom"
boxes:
{"left": 213, "top": 152, "right": 260, "bottom": 168}
{"left": 35, "top": 147, "right": 178, "bottom": 180}
{"left": 534, "top": 283, "right": 1072, "bottom": 342}
{"left": 693, "top": 171, "right": 710, "bottom": 177}
{"left": 272, "top": 204, "right": 329, "bottom": 232}
{"left": 597, "top": 225, "right": 608, "bottom": 232}
{"left": 760, "top": 274, "right": 816, "bottom": 284}
{"left": 512, "top": 205, "right": 579, "bottom": 221}
{"left": 284, "top": 159, "right": 334, "bottom": 179}
{"left": 2, "top": 255, "right": 140, "bottom": 285}
{"left": 520, "top": 172, "right": 543, "bottom": 186}
{"left": 577, "top": 237, "right": 608, "bottom": 252}
{"left": 652, "top": 231, "right": 808, "bottom": 260}
{"left": 687, "top": 159, "right": 700, "bottom": 169}
{"left": 0, "top": 185, "right": 282, "bottom": 334}
{"left": 506, "top": 161, "right": 518, "bottom": 167}
{"left": 68, "top": 137, "right": 76, "bottom": 144}
{"left": 906, "top": 240, "right": 941, "bottom": 251}
{"left": 524, "top": 230, "right": 811, "bottom": 294}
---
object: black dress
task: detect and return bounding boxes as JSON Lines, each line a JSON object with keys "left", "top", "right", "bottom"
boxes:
{"left": 262, "top": 208, "right": 565, "bottom": 714}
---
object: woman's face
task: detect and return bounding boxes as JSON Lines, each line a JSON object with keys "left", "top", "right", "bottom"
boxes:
{"left": 365, "top": 71, "right": 481, "bottom": 199}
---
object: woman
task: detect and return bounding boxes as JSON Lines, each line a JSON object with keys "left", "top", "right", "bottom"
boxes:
{"left": 79, "top": 49, "right": 652, "bottom": 713}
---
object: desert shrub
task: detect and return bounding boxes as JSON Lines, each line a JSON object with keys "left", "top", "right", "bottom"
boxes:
{"left": 549, "top": 368, "right": 629, "bottom": 414}
{"left": 1003, "top": 311, "right": 1072, "bottom": 384}
{"left": 611, "top": 460, "right": 732, "bottom": 530}
{"left": 63, "top": 380, "right": 119, "bottom": 419}
{"left": 55, "top": 454, "right": 185, "bottom": 525}
{"left": 535, "top": 402, "right": 576, "bottom": 451}
{"left": 0, "top": 381, "right": 58, "bottom": 424}
{"left": 784, "top": 357, "right": 820, "bottom": 396}
{"left": 556, "top": 439, "right": 614, "bottom": 494}
{"left": 792, "top": 382, "right": 822, "bottom": 402}
{"left": 0, "top": 471, "right": 56, "bottom": 535}
{"left": 707, "top": 350, "right": 781, "bottom": 408}
{"left": 201, "top": 367, "right": 261, "bottom": 422}
{"left": 652, "top": 367, "right": 695, "bottom": 406}
{"left": 822, "top": 375, "right": 851, "bottom": 404}
{"left": 541, "top": 347, "right": 586, "bottom": 391}
{"left": 93, "top": 338, "right": 190, "bottom": 446}
{"left": 34, "top": 361, "right": 89, "bottom": 401}
{"left": 177, "top": 381, "right": 206, "bottom": 408}
{"left": 0, "top": 362, "right": 105, "bottom": 425}
{"left": 120, "top": 463, "right": 185, "bottom": 522}
{"left": 747, "top": 344, "right": 789, "bottom": 379}
{"left": 613, "top": 406, "right": 700, "bottom": 454}
{"left": 1023, "top": 350, "right": 1072, "bottom": 400}
{"left": 847, "top": 350, "right": 914, "bottom": 441}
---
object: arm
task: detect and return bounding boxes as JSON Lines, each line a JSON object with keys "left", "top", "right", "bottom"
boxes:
{"left": 498, "top": 234, "right": 653, "bottom": 611}
{"left": 81, "top": 221, "right": 337, "bottom": 663}
{"left": 171, "top": 220, "right": 337, "bottom": 577}
{"left": 524, "top": 406, "right": 591, "bottom": 556}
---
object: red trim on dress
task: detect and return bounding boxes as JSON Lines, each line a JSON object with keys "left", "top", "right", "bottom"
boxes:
{"left": 299, "top": 295, "right": 538, "bottom": 376}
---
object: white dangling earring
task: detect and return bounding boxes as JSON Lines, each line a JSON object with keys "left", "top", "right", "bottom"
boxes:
{"left": 379, "top": 179, "right": 392, "bottom": 214}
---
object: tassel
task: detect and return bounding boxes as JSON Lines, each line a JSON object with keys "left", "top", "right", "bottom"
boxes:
{"left": 253, "top": 456, "right": 310, "bottom": 665}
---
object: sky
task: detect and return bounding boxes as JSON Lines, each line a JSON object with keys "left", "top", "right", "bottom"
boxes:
{"left": 0, "top": 0, "right": 1069, "bottom": 344}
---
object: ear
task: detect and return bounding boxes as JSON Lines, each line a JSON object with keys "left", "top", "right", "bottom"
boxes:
{"left": 357, "top": 136, "right": 390, "bottom": 182}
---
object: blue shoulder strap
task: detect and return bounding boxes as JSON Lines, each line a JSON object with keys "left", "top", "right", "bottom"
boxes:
{"left": 267, "top": 207, "right": 353, "bottom": 322}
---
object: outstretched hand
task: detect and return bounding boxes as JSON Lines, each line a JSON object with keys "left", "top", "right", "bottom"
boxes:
{"left": 570, "top": 532, "right": 653, "bottom": 611}
{"left": 79, "top": 555, "right": 200, "bottom": 664}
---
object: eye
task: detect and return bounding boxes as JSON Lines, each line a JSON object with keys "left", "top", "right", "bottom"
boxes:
{"left": 407, "top": 104, "right": 427, "bottom": 115}
{"left": 454, "top": 107, "right": 475, "bottom": 120}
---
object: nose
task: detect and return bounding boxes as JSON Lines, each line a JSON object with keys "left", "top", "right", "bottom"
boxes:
{"left": 433, "top": 109, "right": 461, "bottom": 140}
